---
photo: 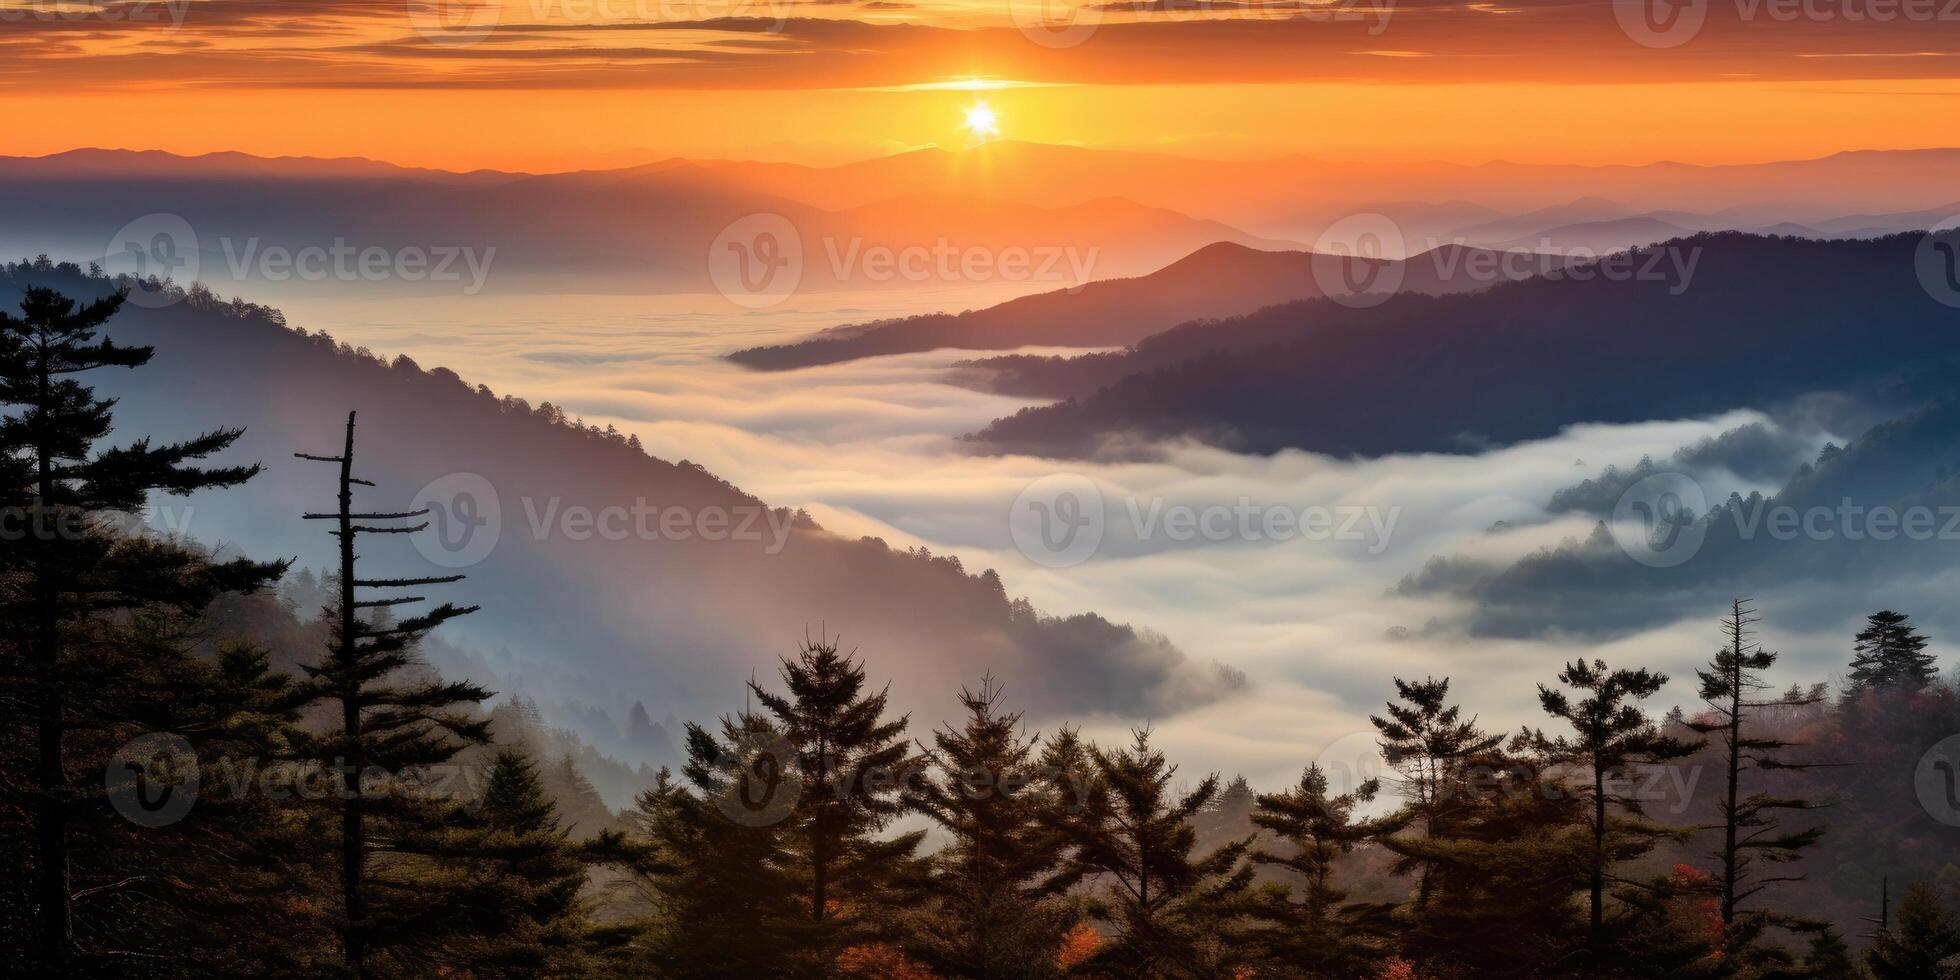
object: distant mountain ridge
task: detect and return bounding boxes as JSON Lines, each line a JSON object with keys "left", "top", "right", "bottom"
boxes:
{"left": 727, "top": 241, "right": 1575, "bottom": 370}
{"left": 966, "top": 233, "right": 1960, "bottom": 458}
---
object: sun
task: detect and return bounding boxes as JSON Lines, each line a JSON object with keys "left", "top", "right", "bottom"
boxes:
{"left": 962, "top": 102, "right": 1000, "bottom": 140}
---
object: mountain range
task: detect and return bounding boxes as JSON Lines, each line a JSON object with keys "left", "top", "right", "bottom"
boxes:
{"left": 7, "top": 145, "right": 1960, "bottom": 301}
{"left": 965, "top": 233, "right": 1960, "bottom": 458}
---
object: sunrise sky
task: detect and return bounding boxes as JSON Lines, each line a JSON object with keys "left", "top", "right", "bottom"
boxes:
{"left": 6, "top": 0, "right": 1960, "bottom": 170}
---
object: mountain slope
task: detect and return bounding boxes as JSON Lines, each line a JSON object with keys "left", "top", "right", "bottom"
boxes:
{"left": 727, "top": 241, "right": 1565, "bottom": 370}
{"left": 0, "top": 259, "right": 1241, "bottom": 726}
{"left": 966, "top": 233, "right": 1960, "bottom": 458}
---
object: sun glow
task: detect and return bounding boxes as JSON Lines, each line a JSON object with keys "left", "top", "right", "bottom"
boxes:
{"left": 963, "top": 101, "right": 999, "bottom": 140}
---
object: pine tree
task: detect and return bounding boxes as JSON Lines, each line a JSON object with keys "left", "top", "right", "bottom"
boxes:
{"left": 627, "top": 714, "right": 813, "bottom": 976}
{"left": 908, "top": 674, "right": 1079, "bottom": 978}
{"left": 1053, "top": 727, "right": 1255, "bottom": 978}
{"left": 294, "top": 411, "right": 493, "bottom": 974}
{"left": 1247, "top": 764, "right": 1402, "bottom": 975}
{"left": 1382, "top": 748, "right": 1594, "bottom": 977}
{"left": 441, "top": 748, "right": 596, "bottom": 975}
{"left": 0, "top": 286, "right": 282, "bottom": 970}
{"left": 1532, "top": 658, "right": 1702, "bottom": 951}
{"left": 1687, "top": 600, "right": 1827, "bottom": 945}
{"left": 748, "top": 636, "right": 928, "bottom": 964}
{"left": 1866, "top": 883, "right": 1960, "bottom": 979}
{"left": 1848, "top": 610, "right": 1937, "bottom": 693}
{"left": 1370, "top": 676, "right": 1503, "bottom": 906}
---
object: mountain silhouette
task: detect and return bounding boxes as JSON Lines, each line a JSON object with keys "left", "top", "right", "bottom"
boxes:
{"left": 967, "top": 232, "right": 1960, "bottom": 458}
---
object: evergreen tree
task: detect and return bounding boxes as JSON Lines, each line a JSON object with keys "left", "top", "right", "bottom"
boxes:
{"left": 1054, "top": 727, "right": 1255, "bottom": 978}
{"left": 748, "top": 636, "right": 929, "bottom": 964}
{"left": 1370, "top": 676, "right": 1503, "bottom": 906}
{"left": 1247, "top": 764, "right": 1402, "bottom": 976}
{"left": 439, "top": 748, "right": 598, "bottom": 976}
{"left": 1687, "top": 600, "right": 1828, "bottom": 951}
{"left": 908, "top": 674, "right": 1080, "bottom": 978}
{"left": 294, "top": 410, "right": 493, "bottom": 974}
{"left": 1382, "top": 751, "right": 1594, "bottom": 978}
{"left": 1532, "top": 658, "right": 1702, "bottom": 951}
{"left": 0, "top": 286, "right": 282, "bottom": 970}
{"left": 545, "top": 751, "right": 618, "bottom": 839}
{"left": 628, "top": 714, "right": 812, "bottom": 977}
{"left": 1866, "top": 883, "right": 1960, "bottom": 979}
{"left": 1848, "top": 610, "right": 1937, "bottom": 693}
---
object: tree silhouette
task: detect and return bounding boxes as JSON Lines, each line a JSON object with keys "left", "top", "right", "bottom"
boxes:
{"left": 1532, "top": 658, "right": 1702, "bottom": 949}
{"left": 0, "top": 286, "right": 280, "bottom": 970}
{"left": 1370, "top": 676, "right": 1503, "bottom": 906}
{"left": 748, "top": 636, "right": 928, "bottom": 962}
{"left": 908, "top": 674, "right": 1079, "bottom": 978}
{"left": 1053, "top": 727, "right": 1255, "bottom": 977}
{"left": 1687, "top": 600, "right": 1829, "bottom": 951}
{"left": 1248, "top": 764, "right": 1402, "bottom": 975}
{"left": 446, "top": 748, "right": 597, "bottom": 974}
{"left": 1866, "top": 883, "right": 1960, "bottom": 979}
{"left": 1848, "top": 610, "right": 1936, "bottom": 694}
{"left": 294, "top": 410, "right": 491, "bottom": 974}
{"left": 627, "top": 714, "right": 812, "bottom": 976}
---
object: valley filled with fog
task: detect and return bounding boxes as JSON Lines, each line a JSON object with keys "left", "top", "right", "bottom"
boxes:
{"left": 261, "top": 286, "right": 1914, "bottom": 795}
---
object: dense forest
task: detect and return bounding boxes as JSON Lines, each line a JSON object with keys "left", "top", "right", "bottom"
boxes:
{"left": 10, "top": 275, "right": 1960, "bottom": 979}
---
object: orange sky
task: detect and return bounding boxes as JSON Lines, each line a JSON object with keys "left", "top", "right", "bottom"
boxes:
{"left": 4, "top": 0, "right": 1959, "bottom": 169}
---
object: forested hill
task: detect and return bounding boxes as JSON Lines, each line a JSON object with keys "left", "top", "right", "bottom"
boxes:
{"left": 968, "top": 233, "right": 1960, "bottom": 458}
{"left": 0, "top": 258, "right": 1240, "bottom": 727}
{"left": 726, "top": 241, "right": 1563, "bottom": 371}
